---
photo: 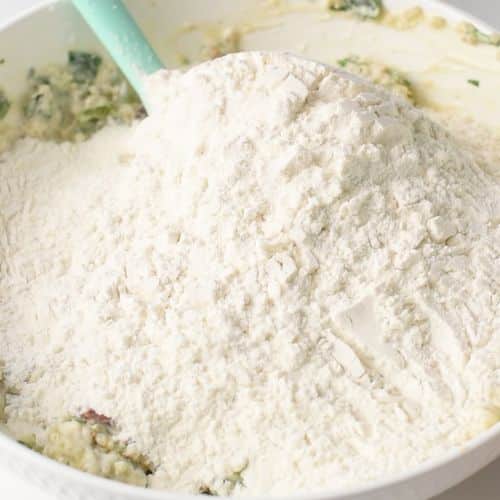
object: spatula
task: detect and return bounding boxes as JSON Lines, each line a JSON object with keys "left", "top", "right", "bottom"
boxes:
{"left": 71, "top": 0, "right": 164, "bottom": 112}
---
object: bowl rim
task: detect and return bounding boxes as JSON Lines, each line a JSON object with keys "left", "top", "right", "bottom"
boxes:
{"left": 0, "top": 0, "right": 499, "bottom": 499}
{"left": 1, "top": 421, "right": 499, "bottom": 499}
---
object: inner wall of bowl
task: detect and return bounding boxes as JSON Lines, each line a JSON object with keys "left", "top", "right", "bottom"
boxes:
{"left": 0, "top": 0, "right": 493, "bottom": 103}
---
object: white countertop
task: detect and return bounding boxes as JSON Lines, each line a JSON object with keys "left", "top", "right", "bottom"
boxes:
{"left": 0, "top": 1, "right": 499, "bottom": 499}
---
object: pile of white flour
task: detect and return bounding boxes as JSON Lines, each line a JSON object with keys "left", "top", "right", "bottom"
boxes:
{"left": 1, "top": 52, "right": 499, "bottom": 495}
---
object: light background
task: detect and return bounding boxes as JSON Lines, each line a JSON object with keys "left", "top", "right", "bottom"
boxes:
{"left": 0, "top": 1, "right": 499, "bottom": 499}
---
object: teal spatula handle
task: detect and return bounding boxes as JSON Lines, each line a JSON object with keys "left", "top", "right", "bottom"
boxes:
{"left": 72, "top": 0, "right": 163, "bottom": 106}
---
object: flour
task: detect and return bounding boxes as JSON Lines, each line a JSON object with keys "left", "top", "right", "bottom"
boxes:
{"left": 1, "top": 52, "right": 499, "bottom": 496}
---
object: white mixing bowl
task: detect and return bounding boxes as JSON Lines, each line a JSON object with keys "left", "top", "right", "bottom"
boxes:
{"left": 0, "top": 1, "right": 498, "bottom": 499}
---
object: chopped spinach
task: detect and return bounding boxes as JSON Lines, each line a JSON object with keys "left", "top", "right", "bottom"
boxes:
{"left": 0, "top": 89, "right": 10, "bottom": 120}
{"left": 23, "top": 80, "right": 65, "bottom": 125}
{"left": 337, "top": 56, "right": 362, "bottom": 68}
{"left": 23, "top": 68, "right": 61, "bottom": 121}
{"left": 17, "top": 51, "right": 142, "bottom": 142}
{"left": 467, "top": 79, "right": 480, "bottom": 87}
{"left": 24, "top": 92, "right": 50, "bottom": 120}
{"left": 77, "top": 105, "right": 114, "bottom": 134}
{"left": 328, "top": 0, "right": 383, "bottom": 19}
{"left": 68, "top": 51, "right": 102, "bottom": 83}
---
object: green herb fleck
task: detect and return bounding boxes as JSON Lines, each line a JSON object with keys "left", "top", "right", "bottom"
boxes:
{"left": 328, "top": 0, "right": 382, "bottom": 19}
{"left": 0, "top": 89, "right": 10, "bottom": 120}
{"left": 68, "top": 51, "right": 102, "bottom": 83}
{"left": 467, "top": 79, "right": 480, "bottom": 87}
{"left": 0, "top": 58, "right": 5, "bottom": 65}
{"left": 460, "top": 23, "right": 500, "bottom": 47}
{"left": 23, "top": 89, "right": 55, "bottom": 120}
{"left": 336, "top": 55, "right": 415, "bottom": 103}
{"left": 77, "top": 105, "right": 114, "bottom": 134}
{"left": 337, "top": 56, "right": 364, "bottom": 68}
{"left": 224, "top": 463, "right": 248, "bottom": 493}
{"left": 17, "top": 434, "right": 42, "bottom": 452}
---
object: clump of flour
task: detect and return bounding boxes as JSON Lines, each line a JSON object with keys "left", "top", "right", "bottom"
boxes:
{"left": 1, "top": 52, "right": 499, "bottom": 495}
